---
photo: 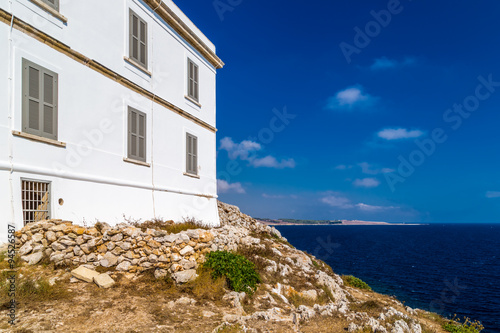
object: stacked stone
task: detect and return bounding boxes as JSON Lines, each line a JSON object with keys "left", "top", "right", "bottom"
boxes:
{"left": 14, "top": 201, "right": 288, "bottom": 278}
{"left": 217, "top": 201, "right": 284, "bottom": 240}
{"left": 15, "top": 220, "right": 215, "bottom": 277}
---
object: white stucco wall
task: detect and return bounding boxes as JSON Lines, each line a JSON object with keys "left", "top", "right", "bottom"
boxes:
{"left": 0, "top": 0, "right": 221, "bottom": 241}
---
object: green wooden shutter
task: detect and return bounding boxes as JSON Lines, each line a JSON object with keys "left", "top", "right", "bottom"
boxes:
{"left": 42, "top": 72, "right": 58, "bottom": 140}
{"left": 22, "top": 59, "right": 58, "bottom": 140}
{"left": 187, "top": 59, "right": 199, "bottom": 101}
{"left": 139, "top": 19, "right": 147, "bottom": 67}
{"left": 25, "top": 64, "right": 40, "bottom": 132}
{"left": 129, "top": 10, "right": 147, "bottom": 69}
{"left": 193, "top": 64, "right": 199, "bottom": 101}
{"left": 130, "top": 11, "right": 139, "bottom": 63}
{"left": 192, "top": 136, "right": 198, "bottom": 174}
{"left": 186, "top": 133, "right": 198, "bottom": 175}
{"left": 128, "top": 107, "right": 146, "bottom": 162}
{"left": 186, "top": 133, "right": 191, "bottom": 173}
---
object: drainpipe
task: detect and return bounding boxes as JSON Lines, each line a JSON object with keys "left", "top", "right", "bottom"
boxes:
{"left": 150, "top": 2, "right": 163, "bottom": 220}
{"left": 7, "top": 1, "right": 16, "bottom": 228}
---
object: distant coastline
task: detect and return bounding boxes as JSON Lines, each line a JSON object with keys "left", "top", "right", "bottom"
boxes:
{"left": 257, "top": 218, "right": 423, "bottom": 226}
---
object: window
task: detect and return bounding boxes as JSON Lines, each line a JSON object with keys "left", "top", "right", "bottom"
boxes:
{"left": 129, "top": 10, "right": 148, "bottom": 69}
{"left": 187, "top": 59, "right": 199, "bottom": 102}
{"left": 186, "top": 133, "right": 198, "bottom": 175}
{"left": 128, "top": 107, "right": 147, "bottom": 162}
{"left": 21, "top": 180, "right": 51, "bottom": 225}
{"left": 22, "top": 59, "right": 58, "bottom": 140}
{"left": 41, "top": 0, "right": 59, "bottom": 11}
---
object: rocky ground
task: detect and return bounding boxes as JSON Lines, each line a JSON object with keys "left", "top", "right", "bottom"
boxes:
{"left": 0, "top": 202, "right": 454, "bottom": 332}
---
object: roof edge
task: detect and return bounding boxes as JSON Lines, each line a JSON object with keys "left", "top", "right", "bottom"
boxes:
{"left": 143, "top": 0, "right": 224, "bottom": 69}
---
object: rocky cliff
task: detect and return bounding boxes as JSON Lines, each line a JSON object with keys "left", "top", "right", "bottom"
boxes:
{"left": 1, "top": 202, "right": 452, "bottom": 332}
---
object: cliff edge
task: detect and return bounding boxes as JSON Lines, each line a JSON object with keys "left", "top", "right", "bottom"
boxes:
{"left": 0, "top": 202, "right": 458, "bottom": 332}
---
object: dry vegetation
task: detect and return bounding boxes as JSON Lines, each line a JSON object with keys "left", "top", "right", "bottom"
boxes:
{"left": 126, "top": 216, "right": 210, "bottom": 234}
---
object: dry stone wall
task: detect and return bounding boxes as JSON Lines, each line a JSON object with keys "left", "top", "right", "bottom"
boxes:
{"left": 14, "top": 201, "right": 284, "bottom": 283}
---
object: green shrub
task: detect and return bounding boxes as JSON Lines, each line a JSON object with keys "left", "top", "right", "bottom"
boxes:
{"left": 341, "top": 275, "right": 372, "bottom": 291}
{"left": 203, "top": 251, "right": 261, "bottom": 294}
{"left": 442, "top": 316, "right": 484, "bottom": 333}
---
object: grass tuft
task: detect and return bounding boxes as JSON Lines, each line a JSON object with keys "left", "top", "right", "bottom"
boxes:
{"left": 442, "top": 316, "right": 484, "bottom": 333}
{"left": 204, "top": 251, "right": 261, "bottom": 295}
{"left": 130, "top": 216, "right": 209, "bottom": 234}
{"left": 341, "top": 275, "right": 372, "bottom": 291}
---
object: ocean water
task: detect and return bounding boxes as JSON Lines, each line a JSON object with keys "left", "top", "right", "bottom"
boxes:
{"left": 275, "top": 224, "right": 500, "bottom": 332}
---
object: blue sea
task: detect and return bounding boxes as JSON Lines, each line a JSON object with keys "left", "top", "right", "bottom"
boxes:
{"left": 275, "top": 224, "right": 500, "bottom": 333}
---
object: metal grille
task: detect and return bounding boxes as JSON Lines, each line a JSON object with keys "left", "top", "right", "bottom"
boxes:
{"left": 21, "top": 180, "right": 50, "bottom": 225}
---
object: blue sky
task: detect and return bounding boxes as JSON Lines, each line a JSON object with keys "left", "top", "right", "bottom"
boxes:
{"left": 175, "top": 0, "right": 500, "bottom": 223}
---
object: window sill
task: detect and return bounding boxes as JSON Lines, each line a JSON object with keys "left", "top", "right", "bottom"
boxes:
{"left": 12, "top": 131, "right": 66, "bottom": 148}
{"left": 123, "top": 157, "right": 150, "bottom": 167}
{"left": 183, "top": 172, "right": 200, "bottom": 179}
{"left": 29, "top": 0, "right": 68, "bottom": 23}
{"left": 184, "top": 95, "right": 202, "bottom": 108}
{"left": 124, "top": 57, "right": 152, "bottom": 76}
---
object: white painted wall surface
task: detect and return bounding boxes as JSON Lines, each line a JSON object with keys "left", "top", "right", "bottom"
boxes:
{"left": 0, "top": 0, "right": 221, "bottom": 241}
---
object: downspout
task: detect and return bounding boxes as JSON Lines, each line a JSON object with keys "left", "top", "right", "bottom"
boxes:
{"left": 7, "top": 1, "right": 16, "bottom": 227}
{"left": 150, "top": 4, "right": 161, "bottom": 219}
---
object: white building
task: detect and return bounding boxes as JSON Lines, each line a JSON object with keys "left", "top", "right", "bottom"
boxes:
{"left": 0, "top": 0, "right": 224, "bottom": 241}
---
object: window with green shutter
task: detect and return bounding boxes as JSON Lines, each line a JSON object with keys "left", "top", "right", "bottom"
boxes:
{"left": 187, "top": 59, "right": 199, "bottom": 102}
{"left": 129, "top": 10, "right": 148, "bottom": 69}
{"left": 128, "top": 107, "right": 147, "bottom": 162}
{"left": 41, "top": 0, "right": 59, "bottom": 11}
{"left": 22, "top": 59, "right": 58, "bottom": 141}
{"left": 186, "top": 133, "right": 198, "bottom": 175}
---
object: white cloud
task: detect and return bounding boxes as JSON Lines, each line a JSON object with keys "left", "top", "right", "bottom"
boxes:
{"left": 486, "top": 191, "right": 500, "bottom": 198}
{"left": 358, "top": 162, "right": 395, "bottom": 175}
{"left": 262, "top": 193, "right": 298, "bottom": 199}
{"left": 217, "top": 180, "right": 245, "bottom": 194}
{"left": 321, "top": 195, "right": 353, "bottom": 209}
{"left": 219, "top": 137, "right": 261, "bottom": 160}
{"left": 250, "top": 156, "right": 296, "bottom": 169}
{"left": 326, "top": 86, "right": 376, "bottom": 110}
{"left": 353, "top": 178, "right": 381, "bottom": 188}
{"left": 335, "top": 164, "right": 353, "bottom": 170}
{"left": 356, "top": 203, "right": 398, "bottom": 211}
{"left": 219, "top": 137, "right": 295, "bottom": 169}
{"left": 370, "top": 57, "right": 416, "bottom": 71}
{"left": 321, "top": 193, "right": 397, "bottom": 212}
{"left": 377, "top": 128, "right": 425, "bottom": 140}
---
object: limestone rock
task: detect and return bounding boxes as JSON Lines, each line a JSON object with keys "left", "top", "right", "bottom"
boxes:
{"left": 392, "top": 319, "right": 412, "bottom": 333}
{"left": 154, "top": 268, "right": 168, "bottom": 279}
{"left": 71, "top": 266, "right": 100, "bottom": 283}
{"left": 32, "top": 233, "right": 43, "bottom": 242}
{"left": 100, "top": 252, "right": 118, "bottom": 267}
{"left": 19, "top": 241, "right": 33, "bottom": 256}
{"left": 172, "top": 269, "right": 198, "bottom": 284}
{"left": 110, "top": 233, "right": 123, "bottom": 242}
{"left": 93, "top": 273, "right": 115, "bottom": 288}
{"left": 179, "top": 245, "right": 194, "bottom": 256}
{"left": 51, "top": 242, "right": 66, "bottom": 251}
{"left": 23, "top": 252, "right": 44, "bottom": 265}
{"left": 116, "top": 261, "right": 131, "bottom": 271}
